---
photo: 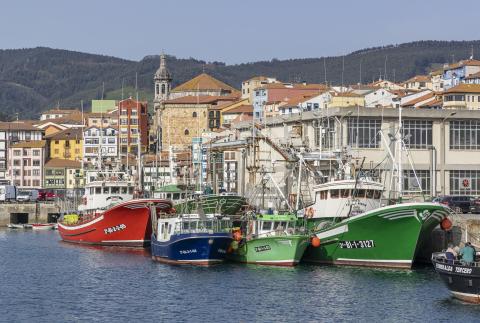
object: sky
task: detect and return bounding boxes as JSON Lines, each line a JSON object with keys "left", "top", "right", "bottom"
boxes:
{"left": 2, "top": 0, "right": 480, "bottom": 65}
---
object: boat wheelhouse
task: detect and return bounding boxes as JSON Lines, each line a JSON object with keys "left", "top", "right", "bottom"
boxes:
{"left": 151, "top": 213, "right": 233, "bottom": 265}
{"left": 308, "top": 179, "right": 384, "bottom": 218}
{"left": 79, "top": 170, "right": 135, "bottom": 211}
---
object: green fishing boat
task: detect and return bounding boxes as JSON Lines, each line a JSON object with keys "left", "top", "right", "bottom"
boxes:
{"left": 227, "top": 213, "right": 311, "bottom": 266}
{"left": 153, "top": 184, "right": 246, "bottom": 215}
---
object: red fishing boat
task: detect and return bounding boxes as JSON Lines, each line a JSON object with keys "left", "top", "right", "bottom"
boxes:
{"left": 57, "top": 198, "right": 174, "bottom": 247}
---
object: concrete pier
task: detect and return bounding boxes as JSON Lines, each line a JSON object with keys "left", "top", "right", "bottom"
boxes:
{"left": 0, "top": 203, "right": 61, "bottom": 226}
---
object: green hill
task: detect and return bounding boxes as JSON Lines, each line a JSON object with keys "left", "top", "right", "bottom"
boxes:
{"left": 1, "top": 40, "right": 480, "bottom": 119}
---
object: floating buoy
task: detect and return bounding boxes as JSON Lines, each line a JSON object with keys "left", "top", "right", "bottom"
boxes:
{"left": 311, "top": 236, "right": 321, "bottom": 247}
{"left": 440, "top": 218, "right": 452, "bottom": 231}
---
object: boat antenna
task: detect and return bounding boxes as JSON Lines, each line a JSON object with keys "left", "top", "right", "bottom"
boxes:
{"left": 347, "top": 157, "right": 365, "bottom": 217}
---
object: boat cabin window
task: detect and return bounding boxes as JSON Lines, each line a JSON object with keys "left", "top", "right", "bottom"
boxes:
{"left": 103, "top": 187, "right": 109, "bottom": 194}
{"left": 366, "top": 190, "right": 374, "bottom": 199}
{"left": 319, "top": 191, "right": 327, "bottom": 200}
{"left": 330, "top": 189, "right": 339, "bottom": 199}
{"left": 168, "top": 224, "right": 172, "bottom": 234}
{"left": 341, "top": 189, "right": 350, "bottom": 198}
{"left": 167, "top": 193, "right": 171, "bottom": 199}
{"left": 173, "top": 193, "right": 180, "bottom": 200}
{"left": 374, "top": 190, "right": 382, "bottom": 199}
{"left": 262, "top": 221, "right": 273, "bottom": 231}
{"left": 128, "top": 187, "right": 134, "bottom": 194}
{"left": 121, "top": 187, "right": 128, "bottom": 194}
{"left": 89, "top": 187, "right": 94, "bottom": 195}
{"left": 274, "top": 221, "right": 287, "bottom": 230}
{"left": 160, "top": 224, "right": 164, "bottom": 234}
{"left": 111, "top": 187, "right": 119, "bottom": 194}
{"left": 204, "top": 221, "right": 213, "bottom": 230}
{"left": 183, "top": 221, "right": 190, "bottom": 231}
{"left": 356, "top": 189, "right": 366, "bottom": 198}
{"left": 95, "top": 187, "right": 101, "bottom": 194}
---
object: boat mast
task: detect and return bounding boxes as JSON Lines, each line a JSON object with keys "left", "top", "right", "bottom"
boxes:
{"left": 397, "top": 104, "right": 402, "bottom": 201}
{"left": 136, "top": 73, "right": 143, "bottom": 192}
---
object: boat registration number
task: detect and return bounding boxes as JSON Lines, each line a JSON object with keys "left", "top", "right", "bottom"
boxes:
{"left": 255, "top": 245, "right": 271, "bottom": 252}
{"left": 180, "top": 249, "right": 197, "bottom": 254}
{"left": 104, "top": 224, "right": 126, "bottom": 235}
{"left": 339, "top": 240, "right": 375, "bottom": 249}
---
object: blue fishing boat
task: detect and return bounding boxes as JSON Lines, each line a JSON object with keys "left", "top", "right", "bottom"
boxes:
{"left": 151, "top": 214, "right": 233, "bottom": 265}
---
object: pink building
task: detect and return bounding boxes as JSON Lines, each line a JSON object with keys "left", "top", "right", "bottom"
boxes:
{"left": 8, "top": 140, "right": 47, "bottom": 188}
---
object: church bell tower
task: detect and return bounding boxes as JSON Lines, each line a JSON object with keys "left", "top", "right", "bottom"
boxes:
{"left": 154, "top": 54, "right": 172, "bottom": 105}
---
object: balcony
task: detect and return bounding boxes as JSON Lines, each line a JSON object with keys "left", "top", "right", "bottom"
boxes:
{"left": 443, "top": 101, "right": 467, "bottom": 109}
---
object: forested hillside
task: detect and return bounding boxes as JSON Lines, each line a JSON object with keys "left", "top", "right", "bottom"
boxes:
{"left": 1, "top": 40, "right": 479, "bottom": 119}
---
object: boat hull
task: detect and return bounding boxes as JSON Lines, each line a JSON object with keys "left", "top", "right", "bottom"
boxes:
{"left": 432, "top": 254, "right": 480, "bottom": 304}
{"left": 227, "top": 235, "right": 310, "bottom": 267}
{"left": 151, "top": 232, "right": 232, "bottom": 265}
{"left": 58, "top": 199, "right": 171, "bottom": 247}
{"left": 303, "top": 203, "right": 451, "bottom": 269}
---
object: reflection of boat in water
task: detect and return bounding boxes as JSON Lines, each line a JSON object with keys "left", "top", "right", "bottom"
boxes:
{"left": 432, "top": 251, "right": 480, "bottom": 304}
{"left": 58, "top": 198, "right": 173, "bottom": 247}
{"left": 7, "top": 224, "right": 28, "bottom": 229}
{"left": 151, "top": 213, "right": 233, "bottom": 266}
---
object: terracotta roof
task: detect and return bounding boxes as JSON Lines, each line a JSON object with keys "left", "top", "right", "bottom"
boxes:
{"left": 332, "top": 91, "right": 363, "bottom": 97}
{"left": 222, "top": 105, "right": 253, "bottom": 114}
{"left": 257, "top": 83, "right": 328, "bottom": 91}
{"left": 45, "top": 127, "right": 83, "bottom": 140}
{"left": 0, "top": 121, "right": 43, "bottom": 131}
{"left": 172, "top": 73, "right": 239, "bottom": 93}
{"left": 10, "top": 140, "right": 46, "bottom": 148}
{"left": 402, "top": 92, "right": 435, "bottom": 107}
{"left": 444, "top": 83, "right": 480, "bottom": 94}
{"left": 404, "top": 75, "right": 431, "bottom": 83}
{"left": 465, "top": 71, "right": 480, "bottom": 80}
{"left": 282, "top": 94, "right": 318, "bottom": 107}
{"left": 163, "top": 95, "right": 238, "bottom": 105}
{"left": 87, "top": 111, "right": 118, "bottom": 117}
{"left": 230, "top": 113, "right": 253, "bottom": 125}
{"left": 42, "top": 108, "right": 79, "bottom": 115}
{"left": 418, "top": 98, "right": 443, "bottom": 108}
{"left": 445, "top": 59, "right": 480, "bottom": 70}
{"left": 430, "top": 68, "right": 443, "bottom": 76}
{"left": 45, "top": 158, "right": 81, "bottom": 168}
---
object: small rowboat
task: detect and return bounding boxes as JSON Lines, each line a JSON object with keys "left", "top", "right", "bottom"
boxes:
{"left": 31, "top": 223, "right": 55, "bottom": 230}
{"left": 7, "top": 224, "right": 26, "bottom": 229}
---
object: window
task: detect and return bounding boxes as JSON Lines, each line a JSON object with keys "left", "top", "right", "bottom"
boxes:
{"left": 13, "top": 160, "right": 20, "bottom": 166}
{"left": 120, "top": 119, "right": 128, "bottom": 125}
{"left": 13, "top": 150, "right": 20, "bottom": 156}
{"left": 450, "top": 120, "right": 480, "bottom": 150}
{"left": 184, "top": 129, "right": 189, "bottom": 136}
{"left": 347, "top": 118, "right": 381, "bottom": 148}
{"left": 32, "top": 169, "right": 40, "bottom": 176}
{"left": 330, "top": 189, "right": 339, "bottom": 198}
{"left": 403, "top": 170, "right": 430, "bottom": 195}
{"left": 402, "top": 120, "right": 432, "bottom": 149}
{"left": 33, "top": 150, "right": 40, "bottom": 156}
{"left": 192, "top": 112, "right": 197, "bottom": 118}
{"left": 450, "top": 170, "right": 480, "bottom": 195}
{"left": 314, "top": 118, "right": 335, "bottom": 149}
{"left": 54, "top": 149, "right": 59, "bottom": 154}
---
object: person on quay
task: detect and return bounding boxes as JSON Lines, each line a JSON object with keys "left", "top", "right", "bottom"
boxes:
{"left": 459, "top": 242, "right": 476, "bottom": 265}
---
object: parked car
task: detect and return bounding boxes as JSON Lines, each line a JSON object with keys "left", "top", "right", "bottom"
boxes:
{"left": 38, "top": 191, "right": 56, "bottom": 201}
{"left": 472, "top": 197, "right": 480, "bottom": 214}
{"left": 0, "top": 185, "right": 17, "bottom": 202}
{"left": 16, "top": 190, "right": 39, "bottom": 202}
{"left": 437, "top": 195, "right": 475, "bottom": 213}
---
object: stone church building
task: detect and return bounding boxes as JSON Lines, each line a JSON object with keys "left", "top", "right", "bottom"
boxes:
{"left": 152, "top": 55, "right": 240, "bottom": 149}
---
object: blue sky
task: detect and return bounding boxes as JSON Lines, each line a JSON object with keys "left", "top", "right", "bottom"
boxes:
{"left": 2, "top": 0, "right": 480, "bottom": 64}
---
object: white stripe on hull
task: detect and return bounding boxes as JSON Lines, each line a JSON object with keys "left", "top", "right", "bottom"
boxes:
{"left": 58, "top": 215, "right": 104, "bottom": 231}
{"left": 451, "top": 291, "right": 480, "bottom": 303}
{"left": 315, "top": 224, "right": 348, "bottom": 239}
{"left": 336, "top": 258, "right": 412, "bottom": 264}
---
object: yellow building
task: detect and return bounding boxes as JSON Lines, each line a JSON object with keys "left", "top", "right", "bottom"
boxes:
{"left": 46, "top": 128, "right": 83, "bottom": 161}
{"left": 329, "top": 91, "right": 365, "bottom": 108}
{"left": 443, "top": 83, "right": 480, "bottom": 110}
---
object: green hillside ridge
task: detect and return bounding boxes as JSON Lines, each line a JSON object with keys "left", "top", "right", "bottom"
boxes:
{"left": 1, "top": 40, "right": 480, "bottom": 119}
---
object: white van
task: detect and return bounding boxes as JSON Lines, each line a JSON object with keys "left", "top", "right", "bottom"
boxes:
{"left": 0, "top": 185, "right": 17, "bottom": 202}
{"left": 16, "top": 190, "right": 39, "bottom": 202}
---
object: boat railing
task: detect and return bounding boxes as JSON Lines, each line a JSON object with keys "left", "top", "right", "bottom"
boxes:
{"left": 432, "top": 251, "right": 480, "bottom": 267}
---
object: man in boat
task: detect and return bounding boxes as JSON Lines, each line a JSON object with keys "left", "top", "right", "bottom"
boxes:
{"left": 445, "top": 243, "right": 457, "bottom": 264}
{"left": 459, "top": 242, "right": 476, "bottom": 265}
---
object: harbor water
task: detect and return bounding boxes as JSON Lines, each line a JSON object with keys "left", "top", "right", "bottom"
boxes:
{"left": 1, "top": 229, "right": 479, "bottom": 322}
